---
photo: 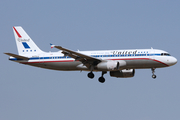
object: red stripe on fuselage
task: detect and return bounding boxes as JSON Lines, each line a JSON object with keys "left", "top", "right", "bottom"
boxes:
{"left": 20, "top": 58, "right": 169, "bottom": 66}
{"left": 152, "top": 59, "right": 169, "bottom": 66}
{"left": 13, "top": 27, "right": 22, "bottom": 38}
{"left": 109, "top": 58, "right": 169, "bottom": 66}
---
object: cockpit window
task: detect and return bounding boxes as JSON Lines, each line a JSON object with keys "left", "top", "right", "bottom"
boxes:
{"left": 161, "top": 53, "right": 171, "bottom": 56}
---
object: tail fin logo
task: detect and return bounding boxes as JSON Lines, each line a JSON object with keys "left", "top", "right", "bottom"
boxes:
{"left": 17, "top": 38, "right": 30, "bottom": 42}
{"left": 13, "top": 27, "right": 22, "bottom": 38}
{"left": 22, "top": 42, "right": 30, "bottom": 49}
{"left": 13, "top": 27, "right": 30, "bottom": 42}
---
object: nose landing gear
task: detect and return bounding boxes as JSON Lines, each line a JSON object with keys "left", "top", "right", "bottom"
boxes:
{"left": 152, "top": 74, "right": 156, "bottom": 79}
{"left": 151, "top": 68, "right": 157, "bottom": 79}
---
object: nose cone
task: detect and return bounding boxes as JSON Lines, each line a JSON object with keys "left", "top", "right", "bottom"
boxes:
{"left": 168, "top": 57, "right": 177, "bottom": 66}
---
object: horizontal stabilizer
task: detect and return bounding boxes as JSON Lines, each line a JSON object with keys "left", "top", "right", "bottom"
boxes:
{"left": 4, "top": 53, "right": 29, "bottom": 60}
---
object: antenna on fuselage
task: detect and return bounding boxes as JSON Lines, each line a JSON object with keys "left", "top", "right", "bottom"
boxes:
{"left": 151, "top": 47, "right": 153, "bottom": 49}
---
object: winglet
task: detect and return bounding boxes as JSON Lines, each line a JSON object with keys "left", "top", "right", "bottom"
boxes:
{"left": 50, "top": 43, "right": 55, "bottom": 49}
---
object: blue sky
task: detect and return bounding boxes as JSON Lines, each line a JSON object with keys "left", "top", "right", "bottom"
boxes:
{"left": 1, "top": 1, "right": 180, "bottom": 120}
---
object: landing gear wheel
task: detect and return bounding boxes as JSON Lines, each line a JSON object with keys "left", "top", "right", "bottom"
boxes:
{"left": 88, "top": 72, "right": 94, "bottom": 79}
{"left": 98, "top": 77, "right": 105, "bottom": 83}
{"left": 152, "top": 75, "right": 156, "bottom": 79}
{"left": 151, "top": 68, "right": 157, "bottom": 79}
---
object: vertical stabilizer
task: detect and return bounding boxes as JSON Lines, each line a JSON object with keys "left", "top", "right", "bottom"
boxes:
{"left": 13, "top": 26, "right": 44, "bottom": 55}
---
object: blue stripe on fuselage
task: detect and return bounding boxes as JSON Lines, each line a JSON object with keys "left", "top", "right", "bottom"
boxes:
{"left": 10, "top": 53, "right": 162, "bottom": 61}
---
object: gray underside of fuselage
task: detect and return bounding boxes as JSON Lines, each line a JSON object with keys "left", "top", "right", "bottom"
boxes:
{"left": 22, "top": 59, "right": 167, "bottom": 71}
{"left": 125, "top": 59, "right": 167, "bottom": 69}
{"left": 26, "top": 61, "right": 82, "bottom": 71}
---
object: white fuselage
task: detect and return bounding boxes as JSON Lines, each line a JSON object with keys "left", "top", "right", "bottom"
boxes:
{"left": 5, "top": 26, "right": 178, "bottom": 82}
{"left": 9, "top": 48, "right": 177, "bottom": 71}
{"left": 5, "top": 26, "right": 177, "bottom": 83}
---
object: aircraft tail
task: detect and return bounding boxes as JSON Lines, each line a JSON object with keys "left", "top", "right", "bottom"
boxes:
{"left": 13, "top": 26, "right": 44, "bottom": 55}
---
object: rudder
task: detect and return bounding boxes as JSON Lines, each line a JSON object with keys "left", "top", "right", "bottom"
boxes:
{"left": 13, "top": 26, "right": 44, "bottom": 55}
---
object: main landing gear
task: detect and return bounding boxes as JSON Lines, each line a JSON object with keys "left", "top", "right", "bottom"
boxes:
{"left": 151, "top": 68, "right": 156, "bottom": 79}
{"left": 98, "top": 71, "right": 107, "bottom": 83}
{"left": 87, "top": 72, "right": 94, "bottom": 79}
{"left": 87, "top": 71, "right": 107, "bottom": 83}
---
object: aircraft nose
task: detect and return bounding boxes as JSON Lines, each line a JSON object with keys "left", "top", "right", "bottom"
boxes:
{"left": 168, "top": 57, "right": 177, "bottom": 66}
{"left": 173, "top": 57, "right": 178, "bottom": 64}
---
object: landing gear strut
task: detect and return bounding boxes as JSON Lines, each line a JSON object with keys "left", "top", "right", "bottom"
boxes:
{"left": 98, "top": 71, "right": 107, "bottom": 83}
{"left": 87, "top": 65, "right": 95, "bottom": 79}
{"left": 151, "top": 68, "right": 156, "bottom": 79}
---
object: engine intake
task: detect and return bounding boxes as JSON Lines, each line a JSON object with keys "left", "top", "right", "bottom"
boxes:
{"left": 110, "top": 69, "right": 135, "bottom": 78}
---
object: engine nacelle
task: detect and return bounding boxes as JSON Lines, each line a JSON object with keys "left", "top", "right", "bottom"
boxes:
{"left": 96, "top": 60, "right": 126, "bottom": 71}
{"left": 96, "top": 61, "right": 119, "bottom": 71}
{"left": 110, "top": 69, "right": 135, "bottom": 78}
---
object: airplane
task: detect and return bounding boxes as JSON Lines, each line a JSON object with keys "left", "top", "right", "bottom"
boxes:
{"left": 5, "top": 26, "right": 177, "bottom": 83}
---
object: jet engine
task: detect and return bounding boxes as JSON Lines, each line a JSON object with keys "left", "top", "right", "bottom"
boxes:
{"left": 96, "top": 60, "right": 126, "bottom": 71}
{"left": 110, "top": 69, "right": 135, "bottom": 78}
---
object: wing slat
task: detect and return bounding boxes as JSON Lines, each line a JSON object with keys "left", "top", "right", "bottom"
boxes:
{"left": 54, "top": 46, "right": 101, "bottom": 67}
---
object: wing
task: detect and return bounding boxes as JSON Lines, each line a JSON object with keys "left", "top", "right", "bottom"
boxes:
{"left": 54, "top": 45, "right": 101, "bottom": 68}
{"left": 4, "top": 53, "right": 29, "bottom": 60}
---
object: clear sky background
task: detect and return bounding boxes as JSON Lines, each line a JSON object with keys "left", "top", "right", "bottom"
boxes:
{"left": 1, "top": 0, "right": 180, "bottom": 120}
